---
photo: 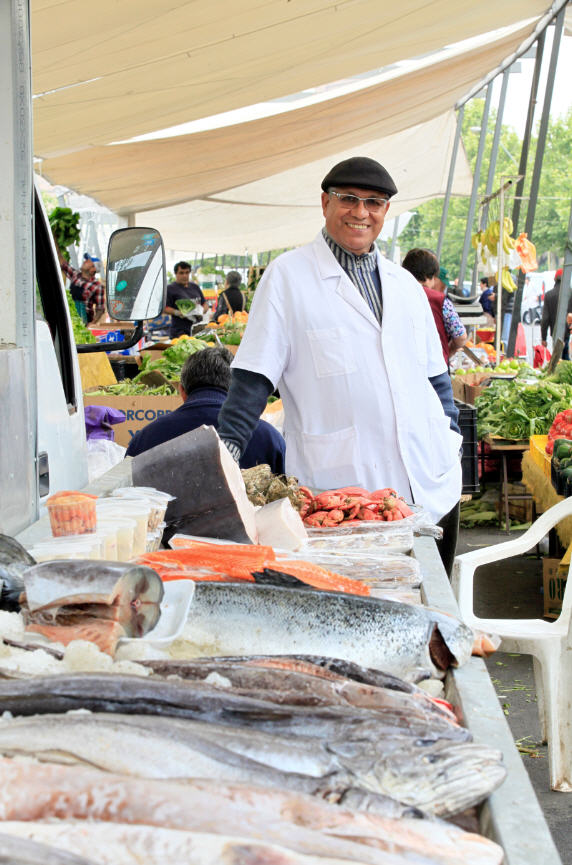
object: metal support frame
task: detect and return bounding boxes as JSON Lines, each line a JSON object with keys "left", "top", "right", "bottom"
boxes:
{"left": 437, "top": 106, "right": 464, "bottom": 260}
{"left": 470, "top": 70, "right": 511, "bottom": 294}
{"left": 457, "top": 83, "right": 493, "bottom": 287}
{"left": 0, "top": 0, "right": 38, "bottom": 533}
{"left": 507, "top": 10, "right": 565, "bottom": 355}
{"left": 551, "top": 201, "right": 572, "bottom": 364}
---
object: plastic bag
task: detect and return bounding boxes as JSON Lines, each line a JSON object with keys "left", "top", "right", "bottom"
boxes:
{"left": 533, "top": 344, "right": 551, "bottom": 369}
{"left": 86, "top": 438, "right": 126, "bottom": 483}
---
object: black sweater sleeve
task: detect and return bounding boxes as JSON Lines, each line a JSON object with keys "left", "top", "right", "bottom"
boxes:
{"left": 218, "top": 368, "right": 274, "bottom": 459}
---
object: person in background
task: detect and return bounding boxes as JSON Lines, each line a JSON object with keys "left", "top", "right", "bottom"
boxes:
{"left": 56, "top": 247, "right": 105, "bottom": 324}
{"left": 212, "top": 270, "right": 246, "bottom": 323}
{"left": 217, "top": 155, "right": 462, "bottom": 576}
{"left": 164, "top": 261, "right": 208, "bottom": 339}
{"left": 402, "top": 249, "right": 467, "bottom": 367}
{"left": 479, "top": 277, "right": 496, "bottom": 327}
{"left": 541, "top": 269, "right": 571, "bottom": 360}
{"left": 126, "top": 346, "right": 285, "bottom": 473}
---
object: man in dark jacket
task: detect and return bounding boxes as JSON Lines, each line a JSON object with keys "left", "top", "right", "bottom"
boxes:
{"left": 126, "top": 347, "right": 285, "bottom": 473}
{"left": 541, "top": 270, "right": 570, "bottom": 359}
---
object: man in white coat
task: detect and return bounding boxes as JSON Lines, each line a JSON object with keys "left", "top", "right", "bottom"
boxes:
{"left": 218, "top": 156, "right": 462, "bottom": 574}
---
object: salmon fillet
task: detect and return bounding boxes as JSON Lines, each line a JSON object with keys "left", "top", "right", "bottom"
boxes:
{"left": 26, "top": 619, "right": 125, "bottom": 656}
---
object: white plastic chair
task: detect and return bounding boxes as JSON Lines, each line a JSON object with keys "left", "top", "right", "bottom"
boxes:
{"left": 452, "top": 496, "right": 572, "bottom": 792}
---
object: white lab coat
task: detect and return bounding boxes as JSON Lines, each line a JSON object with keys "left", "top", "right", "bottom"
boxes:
{"left": 233, "top": 233, "right": 462, "bottom": 521}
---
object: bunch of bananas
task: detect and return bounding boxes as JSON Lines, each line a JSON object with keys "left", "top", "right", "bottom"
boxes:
{"left": 472, "top": 217, "right": 516, "bottom": 256}
{"left": 493, "top": 266, "right": 518, "bottom": 292}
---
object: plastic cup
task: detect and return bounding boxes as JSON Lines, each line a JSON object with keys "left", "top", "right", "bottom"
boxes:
{"left": 110, "top": 488, "right": 173, "bottom": 530}
{"left": 97, "top": 501, "right": 150, "bottom": 557}
{"left": 95, "top": 521, "right": 120, "bottom": 561}
{"left": 46, "top": 492, "right": 97, "bottom": 537}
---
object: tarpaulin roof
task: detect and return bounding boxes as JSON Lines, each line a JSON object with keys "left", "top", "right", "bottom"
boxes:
{"left": 40, "top": 20, "right": 531, "bottom": 215}
{"left": 32, "top": 0, "right": 549, "bottom": 158}
{"left": 131, "top": 110, "right": 473, "bottom": 254}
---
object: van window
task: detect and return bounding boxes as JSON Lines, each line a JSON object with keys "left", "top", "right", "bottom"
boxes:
{"left": 34, "top": 193, "right": 77, "bottom": 409}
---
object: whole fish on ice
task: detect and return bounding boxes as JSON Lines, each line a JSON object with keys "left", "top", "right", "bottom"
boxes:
{"left": 0, "top": 711, "right": 505, "bottom": 817}
{"left": 180, "top": 583, "right": 474, "bottom": 680}
{"left": 0, "top": 758, "right": 505, "bottom": 865}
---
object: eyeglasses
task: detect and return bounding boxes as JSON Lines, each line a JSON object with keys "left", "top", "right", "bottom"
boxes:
{"left": 329, "top": 189, "right": 389, "bottom": 213}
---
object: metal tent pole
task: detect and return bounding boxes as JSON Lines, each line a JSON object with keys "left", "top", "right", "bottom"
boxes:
{"left": 389, "top": 215, "right": 400, "bottom": 263}
{"left": 471, "top": 70, "right": 511, "bottom": 294}
{"left": 437, "top": 106, "right": 464, "bottom": 260}
{"left": 457, "top": 83, "right": 493, "bottom": 287}
{"left": 505, "top": 35, "right": 545, "bottom": 355}
{"left": 507, "top": 10, "right": 565, "bottom": 355}
{"left": 551, "top": 200, "right": 572, "bottom": 365}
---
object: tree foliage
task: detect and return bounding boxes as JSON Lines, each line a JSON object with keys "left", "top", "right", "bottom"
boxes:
{"left": 398, "top": 100, "right": 572, "bottom": 277}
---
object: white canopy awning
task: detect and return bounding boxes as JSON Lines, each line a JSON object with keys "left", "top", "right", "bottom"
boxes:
{"left": 132, "top": 110, "right": 472, "bottom": 254}
{"left": 40, "top": 21, "right": 530, "bottom": 215}
{"left": 32, "top": 0, "right": 548, "bottom": 158}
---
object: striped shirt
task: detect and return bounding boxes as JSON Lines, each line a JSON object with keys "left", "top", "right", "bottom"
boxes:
{"left": 322, "top": 228, "right": 382, "bottom": 323}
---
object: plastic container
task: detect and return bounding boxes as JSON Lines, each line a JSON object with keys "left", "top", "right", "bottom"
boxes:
{"left": 110, "top": 487, "right": 174, "bottom": 530}
{"left": 94, "top": 508, "right": 136, "bottom": 561}
{"left": 95, "top": 520, "right": 120, "bottom": 561}
{"left": 97, "top": 500, "right": 149, "bottom": 556}
{"left": 29, "top": 533, "right": 103, "bottom": 560}
{"left": 46, "top": 491, "right": 97, "bottom": 537}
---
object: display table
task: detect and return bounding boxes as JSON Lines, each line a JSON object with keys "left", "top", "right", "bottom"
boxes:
{"left": 482, "top": 434, "right": 534, "bottom": 532}
{"left": 522, "top": 449, "right": 572, "bottom": 556}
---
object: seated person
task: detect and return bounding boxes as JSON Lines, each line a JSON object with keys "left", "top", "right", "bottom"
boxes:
{"left": 212, "top": 270, "right": 246, "bottom": 322}
{"left": 479, "top": 277, "right": 496, "bottom": 326}
{"left": 126, "top": 347, "right": 285, "bottom": 474}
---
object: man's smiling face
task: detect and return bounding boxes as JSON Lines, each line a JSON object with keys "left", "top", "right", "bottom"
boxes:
{"left": 321, "top": 186, "right": 390, "bottom": 256}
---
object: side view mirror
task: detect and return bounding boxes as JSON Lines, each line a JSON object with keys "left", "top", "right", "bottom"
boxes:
{"left": 106, "top": 227, "right": 166, "bottom": 321}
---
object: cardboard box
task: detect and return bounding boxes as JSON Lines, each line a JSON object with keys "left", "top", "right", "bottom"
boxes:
{"left": 543, "top": 557, "right": 568, "bottom": 619}
{"left": 450, "top": 374, "right": 487, "bottom": 405}
{"left": 83, "top": 393, "right": 181, "bottom": 448}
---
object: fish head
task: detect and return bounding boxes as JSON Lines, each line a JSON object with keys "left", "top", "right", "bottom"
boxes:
{"left": 0, "top": 535, "right": 34, "bottom": 612}
{"left": 427, "top": 609, "right": 474, "bottom": 673}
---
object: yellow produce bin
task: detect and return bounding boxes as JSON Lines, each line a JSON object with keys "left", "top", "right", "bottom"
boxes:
{"left": 529, "top": 435, "right": 551, "bottom": 479}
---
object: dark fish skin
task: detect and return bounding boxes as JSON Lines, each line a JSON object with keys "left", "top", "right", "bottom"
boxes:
{"left": 143, "top": 655, "right": 428, "bottom": 689}
{"left": 0, "top": 534, "right": 35, "bottom": 568}
{"left": 0, "top": 673, "right": 469, "bottom": 743}
{"left": 138, "top": 659, "right": 453, "bottom": 721}
{"left": 0, "top": 830, "right": 98, "bottom": 865}
{"left": 0, "top": 534, "right": 34, "bottom": 612}
{"left": 132, "top": 425, "right": 257, "bottom": 544}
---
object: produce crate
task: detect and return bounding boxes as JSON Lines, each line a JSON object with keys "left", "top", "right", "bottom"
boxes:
{"left": 455, "top": 399, "right": 479, "bottom": 494}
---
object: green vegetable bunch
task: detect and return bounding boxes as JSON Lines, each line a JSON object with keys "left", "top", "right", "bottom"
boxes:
{"left": 134, "top": 338, "right": 206, "bottom": 382}
{"left": 65, "top": 292, "right": 95, "bottom": 344}
{"left": 88, "top": 382, "right": 176, "bottom": 396}
{"left": 49, "top": 207, "right": 81, "bottom": 262}
{"left": 476, "top": 378, "right": 572, "bottom": 440}
{"left": 175, "top": 298, "right": 198, "bottom": 315}
{"left": 549, "top": 360, "right": 572, "bottom": 386}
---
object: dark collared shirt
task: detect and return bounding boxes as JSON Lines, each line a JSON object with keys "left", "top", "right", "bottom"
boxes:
{"left": 322, "top": 228, "right": 382, "bottom": 323}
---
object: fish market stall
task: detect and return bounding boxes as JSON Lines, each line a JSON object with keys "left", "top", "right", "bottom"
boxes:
{"left": 1, "top": 448, "right": 561, "bottom": 865}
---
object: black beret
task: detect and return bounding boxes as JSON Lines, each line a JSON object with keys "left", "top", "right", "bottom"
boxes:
{"left": 321, "top": 156, "right": 397, "bottom": 198}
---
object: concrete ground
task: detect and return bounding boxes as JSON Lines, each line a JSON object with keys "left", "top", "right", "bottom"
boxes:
{"left": 456, "top": 524, "right": 572, "bottom": 863}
